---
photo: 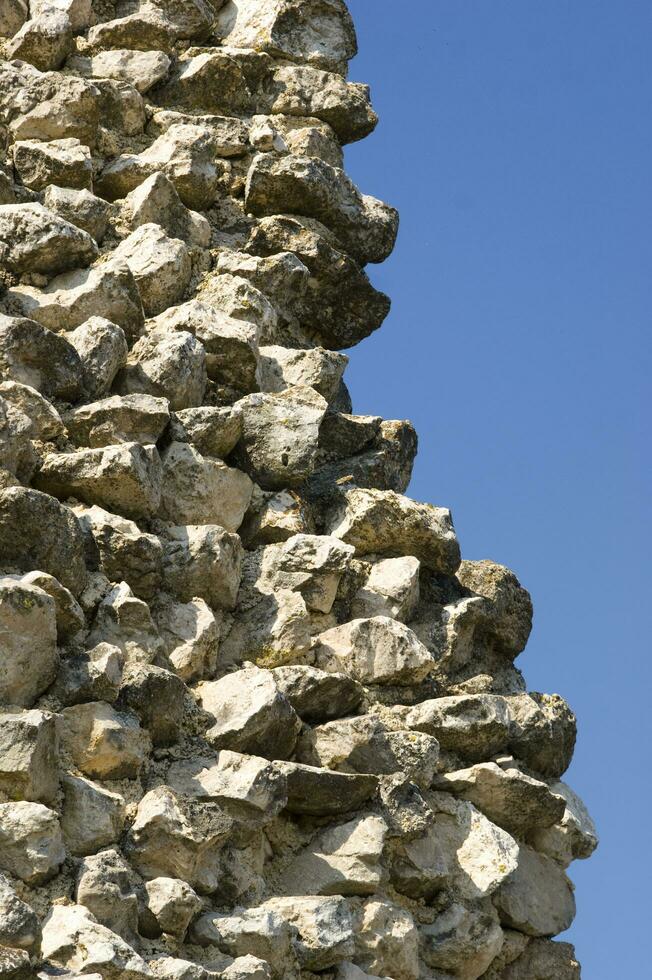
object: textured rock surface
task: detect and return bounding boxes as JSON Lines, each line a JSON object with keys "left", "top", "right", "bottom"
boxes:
{"left": 0, "top": 2, "right": 594, "bottom": 978}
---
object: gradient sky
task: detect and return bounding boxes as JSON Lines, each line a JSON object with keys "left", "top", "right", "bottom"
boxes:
{"left": 343, "top": 1, "right": 651, "bottom": 975}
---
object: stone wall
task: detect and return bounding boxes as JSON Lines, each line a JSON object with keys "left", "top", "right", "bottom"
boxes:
{"left": 0, "top": 2, "right": 596, "bottom": 979}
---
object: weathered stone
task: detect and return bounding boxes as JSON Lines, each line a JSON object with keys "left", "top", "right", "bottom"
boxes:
{"left": 234, "top": 387, "right": 328, "bottom": 489}
{"left": 271, "top": 664, "right": 363, "bottom": 722}
{"left": 162, "top": 524, "right": 243, "bottom": 609}
{"left": 258, "top": 345, "right": 346, "bottom": 402}
{"left": 239, "top": 488, "right": 314, "bottom": 547}
{"left": 88, "top": 581, "right": 163, "bottom": 663}
{"left": 7, "top": 263, "right": 145, "bottom": 340}
{"left": 64, "top": 394, "right": 169, "bottom": 449}
{"left": 191, "top": 906, "right": 296, "bottom": 977}
{"left": 44, "top": 185, "right": 110, "bottom": 243}
{"left": 0, "top": 202, "right": 93, "bottom": 275}
{"left": 121, "top": 172, "right": 210, "bottom": 247}
{"left": 31, "top": 0, "right": 92, "bottom": 33}
{"left": 171, "top": 406, "right": 242, "bottom": 458}
{"left": 419, "top": 900, "right": 504, "bottom": 980}
{"left": 197, "top": 666, "right": 301, "bottom": 759}
{"left": 6, "top": 13, "right": 73, "bottom": 72}
{"left": 153, "top": 596, "right": 219, "bottom": 682}
{"left": 61, "top": 773, "right": 126, "bottom": 857}
{"left": 327, "top": 487, "right": 461, "bottom": 574}
{"left": 19, "top": 569, "right": 84, "bottom": 641}
{"left": 245, "top": 154, "right": 398, "bottom": 265}
{"left": 0, "top": 578, "right": 58, "bottom": 708}
{"left": 0, "top": 802, "right": 65, "bottom": 884}
{"left": 109, "top": 223, "right": 192, "bottom": 318}
{"left": 197, "top": 273, "right": 277, "bottom": 344}
{"left": 352, "top": 555, "right": 420, "bottom": 623}
{"left": 494, "top": 843, "right": 576, "bottom": 937}
{"left": 88, "top": 0, "right": 216, "bottom": 53}
{"left": 506, "top": 693, "right": 577, "bottom": 778}
{"left": 528, "top": 779, "right": 598, "bottom": 866}
{"left": 13, "top": 138, "right": 92, "bottom": 192}
{"left": 115, "top": 329, "right": 207, "bottom": 411}
{"left": 41, "top": 903, "right": 152, "bottom": 979}
{"left": 74, "top": 503, "right": 163, "bottom": 599}
{"left": 0, "top": 314, "right": 84, "bottom": 401}
{"left": 354, "top": 899, "right": 419, "bottom": 980}
{"left": 53, "top": 642, "right": 123, "bottom": 706}
{"left": 76, "top": 847, "right": 140, "bottom": 942}
{"left": 141, "top": 877, "right": 201, "bottom": 939}
{"left": 0, "top": 487, "right": 87, "bottom": 595}
{"left": 0, "top": 397, "right": 35, "bottom": 483}
{"left": 0, "top": 380, "right": 64, "bottom": 441}
{"left": 66, "top": 318, "right": 128, "bottom": 399}
{"left": 218, "top": 586, "right": 311, "bottom": 670}
{"left": 127, "top": 785, "right": 232, "bottom": 894}
{"left": 34, "top": 442, "right": 162, "bottom": 520}
{"left": 279, "top": 813, "right": 387, "bottom": 897}
{"left": 277, "top": 761, "right": 377, "bottom": 816}
{"left": 489, "top": 938, "right": 581, "bottom": 979}
{"left": 119, "top": 662, "right": 186, "bottom": 746}
{"left": 59, "top": 701, "right": 151, "bottom": 778}
{"left": 0, "top": 709, "right": 58, "bottom": 803}
{"left": 0, "top": 2, "right": 28, "bottom": 37}
{"left": 314, "top": 616, "right": 433, "bottom": 686}
{"left": 406, "top": 694, "right": 511, "bottom": 761}
{"left": 160, "top": 441, "right": 253, "bottom": 531}
{"left": 261, "top": 895, "right": 354, "bottom": 970}
{"left": 0, "top": 875, "right": 40, "bottom": 951}
{"left": 72, "top": 48, "right": 171, "bottom": 94}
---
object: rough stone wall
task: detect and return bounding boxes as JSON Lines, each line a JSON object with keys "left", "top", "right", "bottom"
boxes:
{"left": 0, "top": 2, "right": 597, "bottom": 979}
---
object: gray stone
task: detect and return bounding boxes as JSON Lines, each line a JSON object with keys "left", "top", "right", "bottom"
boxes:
{"left": 66, "top": 317, "right": 128, "bottom": 399}
{"left": 160, "top": 441, "right": 253, "bottom": 531}
{"left": 0, "top": 709, "right": 58, "bottom": 804}
{"left": 162, "top": 524, "right": 243, "bottom": 609}
{"left": 0, "top": 801, "right": 65, "bottom": 884}
{"left": 41, "top": 903, "right": 152, "bottom": 979}
{"left": 0, "top": 314, "right": 84, "bottom": 402}
{"left": 61, "top": 773, "right": 126, "bottom": 857}
{"left": 74, "top": 503, "right": 163, "bottom": 600}
{"left": 13, "top": 138, "right": 92, "bottom": 192}
{"left": 0, "top": 578, "right": 58, "bottom": 708}
{"left": 64, "top": 393, "right": 170, "bottom": 448}
{"left": 115, "top": 328, "right": 207, "bottom": 411}
{"left": 494, "top": 843, "right": 576, "bottom": 937}
{"left": 0, "top": 874, "right": 40, "bottom": 951}
{"left": 59, "top": 701, "right": 151, "bottom": 779}
{"left": 43, "top": 185, "right": 111, "bottom": 243}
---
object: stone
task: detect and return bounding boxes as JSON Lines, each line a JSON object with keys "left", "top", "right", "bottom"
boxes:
{"left": 43, "top": 185, "right": 111, "bottom": 243}
{"left": 197, "top": 273, "right": 277, "bottom": 343}
{"left": 115, "top": 329, "right": 207, "bottom": 411}
{"left": 0, "top": 314, "right": 84, "bottom": 401}
{"left": 88, "top": 581, "right": 163, "bottom": 664}
{"left": 88, "top": 0, "right": 216, "bottom": 53}
{"left": 0, "top": 948, "right": 32, "bottom": 980}
{"left": 492, "top": 938, "right": 581, "bottom": 979}
{"left": 191, "top": 906, "right": 296, "bottom": 977}
{"left": 65, "top": 318, "right": 128, "bottom": 399}
{"left": 218, "top": 586, "right": 311, "bottom": 670}
{"left": 257, "top": 345, "right": 347, "bottom": 402}
{"left": 216, "top": 0, "right": 356, "bottom": 73}
{"left": 494, "top": 843, "right": 576, "bottom": 937}
{"left": 419, "top": 900, "right": 504, "bottom": 980}
{"left": 119, "top": 662, "right": 186, "bottom": 746}
{"left": 109, "top": 223, "right": 192, "bottom": 317}
{"left": 351, "top": 555, "right": 421, "bottom": 623}
{"left": 326, "top": 487, "right": 461, "bottom": 574}
{"left": 59, "top": 701, "right": 151, "bottom": 779}
{"left": 234, "top": 387, "right": 328, "bottom": 489}
{"left": 0, "top": 380, "right": 65, "bottom": 441}
{"left": 267, "top": 64, "right": 377, "bottom": 143}
{"left": 60, "top": 773, "right": 126, "bottom": 856}
{"left": 31, "top": 0, "right": 92, "bottom": 32}
{"left": 148, "top": 956, "right": 210, "bottom": 980}
{"left": 141, "top": 877, "right": 201, "bottom": 939}
{"left": 154, "top": 596, "right": 219, "bottom": 682}
{"left": 19, "top": 569, "right": 84, "bottom": 641}
{"left": 239, "top": 488, "right": 314, "bottom": 547}
{"left": 314, "top": 616, "right": 433, "bottom": 686}
{"left": 150, "top": 300, "right": 259, "bottom": 391}
{"left": 0, "top": 487, "right": 88, "bottom": 595}
{"left": 0, "top": 396, "right": 35, "bottom": 483}
{"left": 160, "top": 441, "right": 253, "bottom": 531}
{"left": 528, "top": 779, "right": 598, "bottom": 866}
{"left": 506, "top": 693, "right": 577, "bottom": 778}
{"left": 434, "top": 762, "right": 566, "bottom": 838}
{"left": 167, "top": 750, "right": 288, "bottom": 824}
{"left": 171, "top": 406, "right": 242, "bottom": 459}
{"left": 76, "top": 847, "right": 140, "bottom": 941}
{"left": 13, "top": 138, "right": 92, "bottom": 192}
{"left": 0, "top": 802, "right": 65, "bottom": 884}
{"left": 41, "top": 903, "right": 152, "bottom": 979}
{"left": 73, "top": 48, "right": 171, "bottom": 94}
{"left": 261, "top": 895, "right": 354, "bottom": 970}
{"left": 277, "top": 761, "right": 377, "bottom": 816}
{"left": 64, "top": 393, "right": 169, "bottom": 448}
{"left": 121, "top": 172, "right": 210, "bottom": 247}
{"left": 354, "top": 899, "right": 419, "bottom": 980}
{"left": 255, "top": 532, "right": 353, "bottom": 613}
{"left": 7, "top": 263, "right": 145, "bottom": 340}
{"left": 35, "top": 443, "right": 162, "bottom": 521}
{"left": 162, "top": 524, "right": 243, "bottom": 609}
{"left": 406, "top": 694, "right": 511, "bottom": 761}
{"left": 127, "top": 785, "right": 232, "bottom": 894}
{"left": 0, "top": 577, "right": 58, "bottom": 708}
{"left": 0, "top": 875, "right": 40, "bottom": 951}
{"left": 271, "top": 664, "right": 363, "bottom": 723}
{"left": 0, "top": 204, "right": 97, "bottom": 276}
{"left": 53, "top": 642, "right": 123, "bottom": 706}
{"left": 278, "top": 813, "right": 387, "bottom": 897}
{"left": 0, "top": 709, "right": 59, "bottom": 804}
{"left": 245, "top": 154, "right": 398, "bottom": 265}
{"left": 74, "top": 504, "right": 163, "bottom": 600}
{"left": 457, "top": 559, "right": 533, "bottom": 659}
{"left": 197, "top": 666, "right": 301, "bottom": 759}
{"left": 0, "top": 2, "right": 28, "bottom": 37}
{"left": 6, "top": 13, "right": 73, "bottom": 72}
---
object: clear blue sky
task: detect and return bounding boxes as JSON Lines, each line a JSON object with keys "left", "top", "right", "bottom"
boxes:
{"left": 344, "top": 1, "right": 651, "bottom": 975}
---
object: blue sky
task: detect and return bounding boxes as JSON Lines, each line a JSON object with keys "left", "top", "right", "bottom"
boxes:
{"left": 344, "top": 1, "right": 651, "bottom": 975}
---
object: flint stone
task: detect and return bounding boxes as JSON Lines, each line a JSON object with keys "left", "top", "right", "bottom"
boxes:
{"left": 197, "top": 666, "right": 301, "bottom": 759}
{"left": 34, "top": 442, "right": 162, "bottom": 520}
{"left": 0, "top": 487, "right": 88, "bottom": 595}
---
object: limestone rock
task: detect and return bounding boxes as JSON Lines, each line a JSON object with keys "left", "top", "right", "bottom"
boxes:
{"left": 0, "top": 380, "right": 64, "bottom": 441}
{"left": 271, "top": 664, "right": 363, "bottom": 722}
{"left": 0, "top": 2, "right": 28, "bottom": 37}
{"left": 261, "top": 895, "right": 354, "bottom": 970}
{"left": 277, "top": 761, "right": 377, "bottom": 816}
{"left": 6, "top": 13, "right": 73, "bottom": 72}
{"left": 88, "top": 0, "right": 216, "bottom": 53}
{"left": 115, "top": 329, "right": 207, "bottom": 411}
{"left": 61, "top": 773, "right": 126, "bottom": 857}
{"left": 41, "top": 903, "right": 153, "bottom": 979}
{"left": 162, "top": 524, "right": 243, "bottom": 609}
{"left": 74, "top": 503, "right": 163, "bottom": 600}
{"left": 171, "top": 406, "right": 242, "bottom": 459}
{"left": 0, "top": 314, "right": 84, "bottom": 401}
{"left": 197, "top": 666, "right": 301, "bottom": 759}
{"left": 528, "top": 779, "right": 598, "bottom": 866}
{"left": 76, "top": 847, "right": 140, "bottom": 941}
{"left": 31, "top": 0, "right": 92, "bottom": 33}
{"left": 351, "top": 555, "right": 421, "bottom": 623}
{"left": 267, "top": 64, "right": 377, "bottom": 143}
{"left": 0, "top": 709, "right": 59, "bottom": 803}
{"left": 191, "top": 906, "right": 296, "bottom": 977}
{"left": 19, "top": 569, "right": 84, "bottom": 640}
{"left": 0, "top": 801, "right": 65, "bottom": 884}
{"left": 354, "top": 899, "right": 419, "bottom": 980}
{"left": 0, "top": 203, "right": 95, "bottom": 275}
{"left": 59, "top": 701, "right": 151, "bottom": 778}
{"left": 66, "top": 317, "right": 128, "bottom": 399}
{"left": 239, "top": 488, "right": 314, "bottom": 547}
{"left": 44, "top": 185, "right": 111, "bottom": 243}
{"left": 160, "top": 441, "right": 253, "bottom": 531}
{"left": 53, "top": 642, "right": 123, "bottom": 706}
{"left": 314, "top": 616, "right": 433, "bottom": 686}
{"left": 13, "top": 138, "right": 92, "bottom": 192}
{"left": 141, "top": 876, "right": 201, "bottom": 939}
{"left": 258, "top": 345, "right": 347, "bottom": 402}
{"left": 493, "top": 843, "right": 576, "bottom": 937}
{"left": 153, "top": 596, "right": 219, "bottom": 682}
{"left": 406, "top": 694, "right": 511, "bottom": 761}
{"left": 121, "top": 172, "right": 210, "bottom": 247}
{"left": 88, "top": 581, "right": 163, "bottom": 663}
{"left": 419, "top": 900, "right": 504, "bottom": 980}
{"left": 167, "top": 750, "right": 288, "bottom": 823}
{"left": 119, "top": 662, "right": 186, "bottom": 746}
{"left": 64, "top": 394, "right": 169, "bottom": 448}
{"left": 0, "top": 577, "right": 58, "bottom": 708}
{"left": 72, "top": 48, "right": 171, "bottom": 94}
{"left": 506, "top": 693, "right": 577, "bottom": 778}
{"left": 109, "top": 223, "right": 192, "bottom": 317}
{"left": 0, "top": 875, "right": 40, "bottom": 951}
{"left": 0, "top": 487, "right": 88, "bottom": 595}
{"left": 489, "top": 938, "right": 581, "bottom": 979}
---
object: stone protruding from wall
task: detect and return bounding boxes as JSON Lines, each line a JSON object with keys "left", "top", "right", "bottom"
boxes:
{"left": 0, "top": 2, "right": 596, "bottom": 979}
